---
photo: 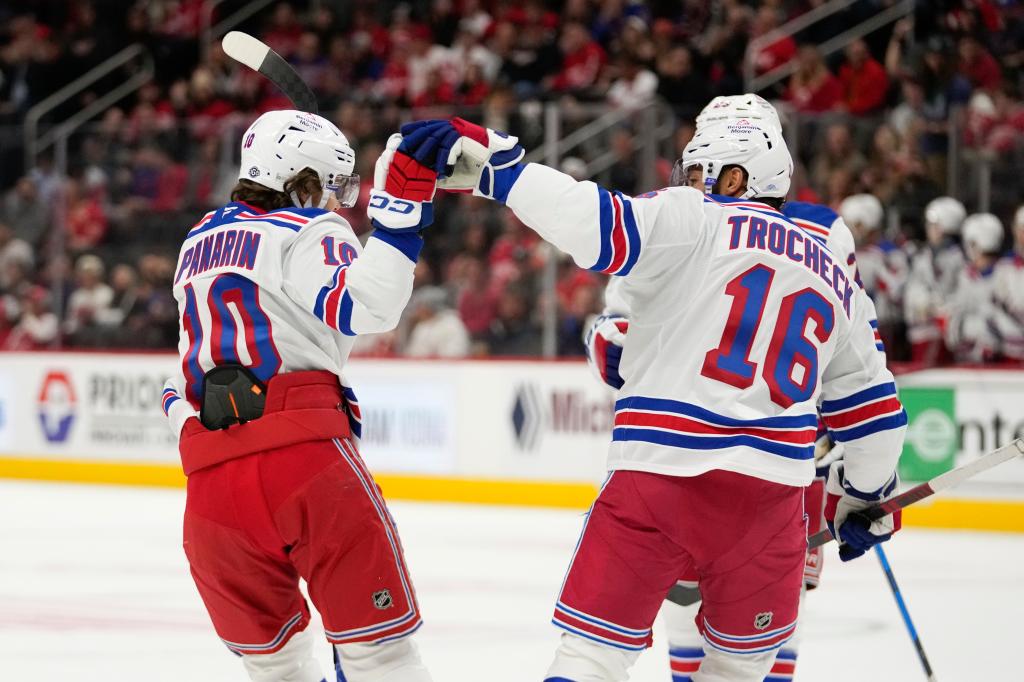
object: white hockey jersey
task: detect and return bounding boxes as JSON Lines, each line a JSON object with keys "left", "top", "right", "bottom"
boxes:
{"left": 507, "top": 164, "right": 905, "bottom": 490}
{"left": 161, "top": 201, "right": 419, "bottom": 434}
{"left": 904, "top": 243, "right": 964, "bottom": 345}
{"left": 989, "top": 255, "right": 1024, "bottom": 360}
{"left": 945, "top": 263, "right": 999, "bottom": 362}
{"left": 856, "top": 240, "right": 909, "bottom": 327}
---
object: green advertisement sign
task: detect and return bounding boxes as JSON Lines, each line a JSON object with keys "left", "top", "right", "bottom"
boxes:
{"left": 898, "top": 387, "right": 958, "bottom": 481}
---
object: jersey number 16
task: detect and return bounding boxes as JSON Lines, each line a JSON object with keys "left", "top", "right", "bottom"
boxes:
{"left": 701, "top": 264, "right": 835, "bottom": 408}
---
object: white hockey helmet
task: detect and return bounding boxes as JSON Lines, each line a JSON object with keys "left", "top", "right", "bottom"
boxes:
{"left": 962, "top": 212, "right": 1005, "bottom": 255}
{"left": 238, "top": 109, "right": 359, "bottom": 208}
{"left": 696, "top": 93, "right": 783, "bottom": 132}
{"left": 839, "top": 194, "right": 885, "bottom": 232}
{"left": 673, "top": 119, "right": 792, "bottom": 199}
{"left": 924, "top": 196, "right": 967, "bottom": 235}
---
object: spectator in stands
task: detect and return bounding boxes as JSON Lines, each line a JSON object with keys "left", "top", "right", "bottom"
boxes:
{"left": 404, "top": 286, "right": 471, "bottom": 358}
{"left": 748, "top": 6, "right": 796, "bottom": 76}
{"left": 4, "top": 286, "right": 57, "bottom": 350}
{"left": 785, "top": 45, "right": 843, "bottom": 113}
{"left": 606, "top": 56, "right": 658, "bottom": 112}
{"left": 0, "top": 220, "right": 33, "bottom": 290}
{"left": 550, "top": 21, "right": 606, "bottom": 94}
{"left": 456, "top": 257, "right": 497, "bottom": 342}
{"left": 64, "top": 254, "right": 113, "bottom": 344}
{"left": 63, "top": 177, "right": 108, "bottom": 253}
{"left": 3, "top": 176, "right": 49, "bottom": 247}
{"left": 654, "top": 45, "right": 710, "bottom": 119}
{"left": 839, "top": 38, "right": 889, "bottom": 116}
{"left": 811, "top": 123, "right": 866, "bottom": 199}
{"left": 485, "top": 284, "right": 541, "bottom": 356}
{"left": 958, "top": 35, "right": 1002, "bottom": 92}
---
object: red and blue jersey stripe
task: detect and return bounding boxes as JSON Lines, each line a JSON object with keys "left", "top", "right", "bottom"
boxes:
{"left": 313, "top": 264, "right": 355, "bottom": 335}
{"left": 701, "top": 617, "right": 796, "bottom": 655}
{"left": 613, "top": 397, "right": 818, "bottom": 460}
{"left": 591, "top": 187, "right": 641, "bottom": 276}
{"left": 342, "top": 385, "right": 362, "bottom": 439}
{"left": 187, "top": 203, "right": 320, "bottom": 239}
{"left": 820, "top": 382, "right": 907, "bottom": 442}
{"left": 869, "top": 318, "right": 884, "bottom": 351}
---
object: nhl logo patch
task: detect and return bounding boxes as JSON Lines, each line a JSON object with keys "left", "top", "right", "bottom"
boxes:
{"left": 372, "top": 589, "right": 394, "bottom": 610}
{"left": 754, "top": 611, "right": 773, "bottom": 630}
{"left": 248, "top": 166, "right": 260, "bottom": 178}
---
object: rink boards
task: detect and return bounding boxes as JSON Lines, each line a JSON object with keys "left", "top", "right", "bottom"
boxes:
{"left": 0, "top": 351, "right": 1022, "bottom": 532}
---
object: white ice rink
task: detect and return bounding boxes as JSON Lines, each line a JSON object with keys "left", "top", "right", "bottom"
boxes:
{"left": 2, "top": 480, "right": 1023, "bottom": 682}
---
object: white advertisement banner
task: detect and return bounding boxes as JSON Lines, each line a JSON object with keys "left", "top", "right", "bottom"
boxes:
{"left": 1, "top": 353, "right": 1022, "bottom": 498}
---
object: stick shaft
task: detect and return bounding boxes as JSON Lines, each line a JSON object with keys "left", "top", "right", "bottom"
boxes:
{"left": 874, "top": 545, "right": 937, "bottom": 681}
{"left": 808, "top": 439, "right": 1024, "bottom": 549}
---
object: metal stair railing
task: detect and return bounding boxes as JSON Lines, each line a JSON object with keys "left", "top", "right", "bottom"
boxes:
{"left": 23, "top": 44, "right": 153, "bottom": 170}
{"left": 745, "top": 0, "right": 914, "bottom": 94}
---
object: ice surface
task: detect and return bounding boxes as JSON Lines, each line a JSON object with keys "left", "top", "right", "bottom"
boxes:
{"left": 1, "top": 481, "right": 1022, "bottom": 681}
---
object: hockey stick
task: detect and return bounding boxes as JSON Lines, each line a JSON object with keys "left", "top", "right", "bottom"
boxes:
{"left": 667, "top": 439, "right": 1024, "bottom": 607}
{"left": 808, "top": 438, "right": 1024, "bottom": 549}
{"left": 874, "top": 544, "right": 938, "bottom": 681}
{"left": 222, "top": 31, "right": 318, "bottom": 114}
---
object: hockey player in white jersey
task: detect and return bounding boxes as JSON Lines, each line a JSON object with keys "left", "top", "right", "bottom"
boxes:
{"left": 589, "top": 94, "right": 886, "bottom": 682}
{"left": 840, "top": 193, "right": 909, "bottom": 354}
{"left": 161, "top": 110, "right": 437, "bottom": 682}
{"left": 945, "top": 212, "right": 1006, "bottom": 362}
{"left": 395, "top": 116, "right": 907, "bottom": 681}
{"left": 904, "top": 197, "right": 967, "bottom": 363}
{"left": 990, "top": 206, "right": 1024, "bottom": 361}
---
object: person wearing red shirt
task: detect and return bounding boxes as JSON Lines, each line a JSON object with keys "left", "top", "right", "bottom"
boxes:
{"left": 550, "top": 22, "right": 606, "bottom": 93}
{"left": 958, "top": 35, "right": 1003, "bottom": 91}
{"left": 786, "top": 45, "right": 843, "bottom": 113}
{"left": 839, "top": 39, "right": 889, "bottom": 116}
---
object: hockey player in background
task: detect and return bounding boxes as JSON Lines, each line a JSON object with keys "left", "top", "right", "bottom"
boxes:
{"left": 587, "top": 94, "right": 888, "bottom": 682}
{"left": 161, "top": 110, "right": 436, "bottom": 682}
{"left": 945, "top": 212, "right": 1006, "bottom": 362}
{"left": 904, "top": 197, "right": 967, "bottom": 364}
{"left": 990, "top": 206, "right": 1024, "bottom": 362}
{"left": 396, "top": 116, "right": 907, "bottom": 681}
{"left": 840, "top": 193, "right": 908, "bottom": 354}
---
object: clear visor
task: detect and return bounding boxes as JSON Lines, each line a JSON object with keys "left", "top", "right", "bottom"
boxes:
{"left": 327, "top": 173, "right": 361, "bottom": 208}
{"left": 669, "top": 158, "right": 717, "bottom": 194}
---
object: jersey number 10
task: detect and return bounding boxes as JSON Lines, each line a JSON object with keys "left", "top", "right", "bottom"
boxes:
{"left": 701, "top": 264, "right": 835, "bottom": 408}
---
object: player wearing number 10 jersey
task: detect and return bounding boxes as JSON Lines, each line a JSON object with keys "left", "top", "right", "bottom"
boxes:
{"left": 162, "top": 110, "right": 437, "bottom": 682}
{"left": 393, "top": 116, "right": 908, "bottom": 681}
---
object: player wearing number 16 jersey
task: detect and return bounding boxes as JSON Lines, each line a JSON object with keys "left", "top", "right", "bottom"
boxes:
{"left": 161, "top": 110, "right": 438, "bottom": 682}
{"left": 394, "top": 116, "right": 907, "bottom": 681}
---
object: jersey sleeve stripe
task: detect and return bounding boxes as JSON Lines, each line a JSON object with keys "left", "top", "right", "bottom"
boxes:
{"left": 161, "top": 388, "right": 180, "bottom": 416}
{"left": 591, "top": 186, "right": 614, "bottom": 272}
{"left": 828, "top": 410, "right": 908, "bottom": 442}
{"left": 314, "top": 265, "right": 345, "bottom": 324}
{"left": 820, "top": 382, "right": 897, "bottom": 414}
{"left": 337, "top": 289, "right": 355, "bottom": 336}
{"left": 605, "top": 193, "right": 628, "bottom": 273}
{"left": 616, "top": 192, "right": 642, "bottom": 276}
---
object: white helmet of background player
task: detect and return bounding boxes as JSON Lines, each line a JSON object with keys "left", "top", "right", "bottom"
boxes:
{"left": 839, "top": 193, "right": 884, "bottom": 236}
{"left": 924, "top": 196, "right": 967, "bottom": 235}
{"left": 673, "top": 119, "right": 792, "bottom": 199}
{"left": 238, "top": 109, "right": 359, "bottom": 208}
{"left": 962, "top": 213, "right": 1005, "bottom": 257}
{"left": 696, "top": 93, "right": 783, "bottom": 132}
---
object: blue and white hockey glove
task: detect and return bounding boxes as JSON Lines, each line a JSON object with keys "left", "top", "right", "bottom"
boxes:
{"left": 584, "top": 314, "right": 629, "bottom": 390}
{"left": 825, "top": 462, "right": 902, "bottom": 562}
{"left": 368, "top": 133, "right": 436, "bottom": 234}
{"left": 398, "top": 118, "right": 525, "bottom": 202}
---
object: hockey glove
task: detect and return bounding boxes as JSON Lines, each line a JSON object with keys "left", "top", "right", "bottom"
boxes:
{"left": 399, "top": 118, "right": 525, "bottom": 202}
{"left": 584, "top": 314, "right": 629, "bottom": 390}
{"left": 368, "top": 133, "right": 437, "bottom": 234}
{"left": 824, "top": 462, "right": 901, "bottom": 562}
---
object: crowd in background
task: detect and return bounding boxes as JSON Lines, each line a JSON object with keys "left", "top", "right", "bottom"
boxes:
{"left": 0, "top": 0, "right": 1022, "bottom": 362}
